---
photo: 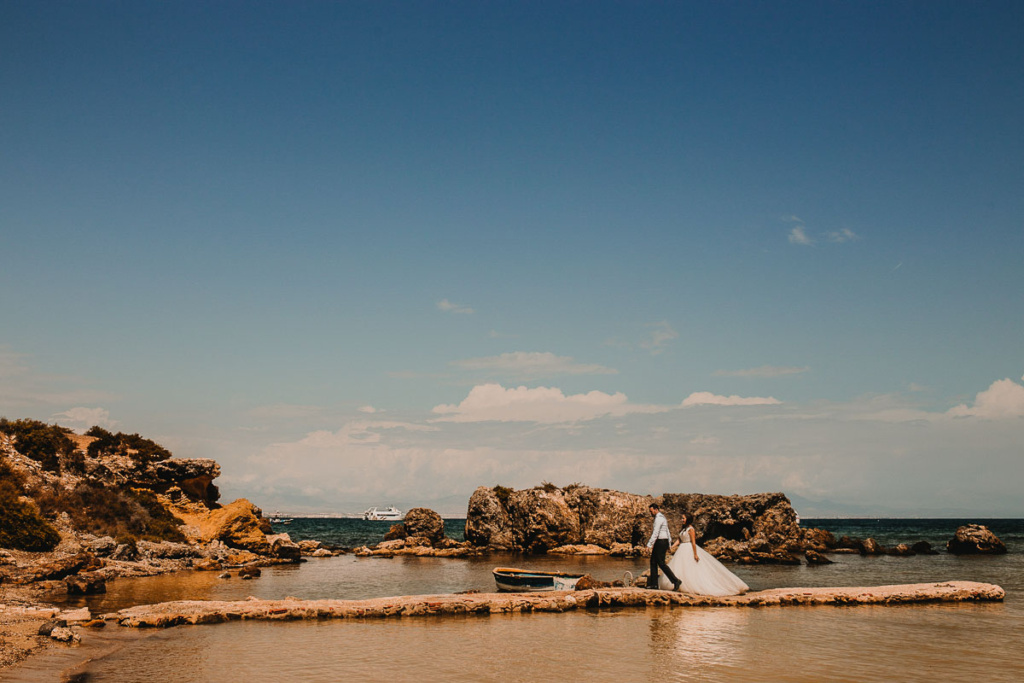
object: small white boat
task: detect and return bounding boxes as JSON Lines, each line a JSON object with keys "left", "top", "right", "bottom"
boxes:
{"left": 493, "top": 567, "right": 585, "bottom": 592}
{"left": 363, "top": 506, "right": 404, "bottom": 521}
{"left": 269, "top": 510, "right": 293, "bottom": 525}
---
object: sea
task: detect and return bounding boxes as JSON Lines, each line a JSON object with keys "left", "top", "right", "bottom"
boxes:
{"left": 6, "top": 519, "right": 1023, "bottom": 682}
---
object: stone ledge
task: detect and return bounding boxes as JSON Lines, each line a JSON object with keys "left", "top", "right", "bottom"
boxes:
{"left": 106, "top": 581, "right": 1004, "bottom": 628}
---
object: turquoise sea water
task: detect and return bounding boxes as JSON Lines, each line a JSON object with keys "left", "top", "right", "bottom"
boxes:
{"left": 9, "top": 519, "right": 1023, "bottom": 682}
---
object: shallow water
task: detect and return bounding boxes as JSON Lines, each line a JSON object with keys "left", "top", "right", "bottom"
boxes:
{"left": 7, "top": 519, "right": 1023, "bottom": 682}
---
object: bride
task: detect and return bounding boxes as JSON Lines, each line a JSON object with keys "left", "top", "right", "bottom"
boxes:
{"left": 658, "top": 513, "right": 749, "bottom": 596}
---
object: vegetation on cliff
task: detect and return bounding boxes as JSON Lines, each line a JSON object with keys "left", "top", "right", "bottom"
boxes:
{"left": 0, "top": 418, "right": 79, "bottom": 473}
{"left": 32, "top": 482, "right": 186, "bottom": 543}
{"left": 84, "top": 426, "right": 172, "bottom": 465}
{"left": 1, "top": 418, "right": 186, "bottom": 546}
{"left": 0, "top": 456, "right": 60, "bottom": 551}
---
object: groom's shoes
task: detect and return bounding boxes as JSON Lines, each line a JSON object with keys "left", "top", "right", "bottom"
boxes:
{"left": 672, "top": 579, "right": 682, "bottom": 591}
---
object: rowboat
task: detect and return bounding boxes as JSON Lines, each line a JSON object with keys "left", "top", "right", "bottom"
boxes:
{"left": 492, "top": 567, "right": 585, "bottom": 592}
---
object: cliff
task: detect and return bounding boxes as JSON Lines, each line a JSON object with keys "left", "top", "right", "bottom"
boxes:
{"left": 0, "top": 420, "right": 315, "bottom": 593}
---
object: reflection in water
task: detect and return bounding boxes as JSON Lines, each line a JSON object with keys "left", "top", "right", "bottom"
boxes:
{"left": 648, "top": 608, "right": 751, "bottom": 679}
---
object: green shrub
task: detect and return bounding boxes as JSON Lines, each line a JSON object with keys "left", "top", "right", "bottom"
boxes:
{"left": 0, "top": 417, "right": 76, "bottom": 472}
{"left": 0, "top": 471, "right": 60, "bottom": 551}
{"left": 539, "top": 481, "right": 558, "bottom": 493}
{"left": 492, "top": 485, "right": 514, "bottom": 509}
{"left": 33, "top": 481, "right": 185, "bottom": 543}
{"left": 85, "top": 426, "right": 172, "bottom": 465}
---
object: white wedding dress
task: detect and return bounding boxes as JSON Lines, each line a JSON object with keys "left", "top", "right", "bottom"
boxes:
{"left": 658, "top": 526, "right": 749, "bottom": 596}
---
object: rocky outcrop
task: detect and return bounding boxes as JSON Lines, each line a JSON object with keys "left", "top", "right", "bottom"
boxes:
{"left": 358, "top": 507, "right": 480, "bottom": 558}
{"left": 2, "top": 553, "right": 98, "bottom": 585}
{"left": 384, "top": 508, "right": 446, "bottom": 545}
{"left": 267, "top": 534, "right": 302, "bottom": 561}
{"left": 465, "top": 485, "right": 645, "bottom": 552}
{"left": 947, "top": 524, "right": 1007, "bottom": 555}
{"left": 464, "top": 485, "right": 830, "bottom": 563}
{"left": 185, "top": 499, "right": 272, "bottom": 555}
{"left": 64, "top": 571, "right": 106, "bottom": 594}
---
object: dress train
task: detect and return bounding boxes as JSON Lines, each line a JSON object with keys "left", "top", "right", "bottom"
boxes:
{"left": 658, "top": 528, "right": 749, "bottom": 596}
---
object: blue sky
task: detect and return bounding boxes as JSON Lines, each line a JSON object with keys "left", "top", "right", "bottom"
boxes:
{"left": 2, "top": 2, "right": 1022, "bottom": 515}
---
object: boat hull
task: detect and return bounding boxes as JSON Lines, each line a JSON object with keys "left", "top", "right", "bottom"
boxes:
{"left": 493, "top": 568, "right": 583, "bottom": 592}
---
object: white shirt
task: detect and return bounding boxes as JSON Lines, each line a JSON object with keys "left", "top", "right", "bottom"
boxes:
{"left": 647, "top": 512, "right": 671, "bottom": 548}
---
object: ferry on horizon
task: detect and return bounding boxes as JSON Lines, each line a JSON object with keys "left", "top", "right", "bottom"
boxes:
{"left": 363, "top": 505, "right": 404, "bottom": 521}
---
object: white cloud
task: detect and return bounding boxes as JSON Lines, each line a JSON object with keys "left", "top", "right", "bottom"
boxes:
{"left": 640, "top": 321, "right": 678, "bottom": 355}
{"left": 437, "top": 299, "right": 474, "bottom": 314}
{"left": 358, "top": 405, "right": 377, "bottom": 414}
{"left": 827, "top": 228, "right": 859, "bottom": 243}
{"left": 431, "top": 383, "right": 663, "bottom": 423}
{"left": 51, "top": 407, "right": 118, "bottom": 432}
{"left": 947, "top": 375, "right": 1024, "bottom": 419}
{"left": 714, "top": 365, "right": 809, "bottom": 378}
{"left": 681, "top": 392, "right": 781, "bottom": 407}
{"left": 451, "top": 351, "right": 617, "bottom": 379}
{"left": 788, "top": 226, "right": 813, "bottom": 245}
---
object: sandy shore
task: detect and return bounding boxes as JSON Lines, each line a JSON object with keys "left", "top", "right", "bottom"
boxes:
{"left": 0, "top": 602, "right": 61, "bottom": 669}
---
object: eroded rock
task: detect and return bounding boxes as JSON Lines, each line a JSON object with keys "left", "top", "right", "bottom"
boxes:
{"left": 947, "top": 525, "right": 1007, "bottom": 555}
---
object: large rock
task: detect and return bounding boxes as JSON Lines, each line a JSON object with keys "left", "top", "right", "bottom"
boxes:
{"left": 659, "top": 492, "right": 800, "bottom": 549}
{"left": 192, "top": 499, "right": 271, "bottom": 555}
{"left": 268, "top": 536, "right": 299, "bottom": 565}
{"left": 65, "top": 571, "right": 107, "bottom": 594}
{"left": 947, "top": 525, "right": 1007, "bottom": 555}
{"left": 464, "top": 485, "right": 824, "bottom": 560}
{"left": 384, "top": 508, "right": 447, "bottom": 545}
{"left": 464, "top": 487, "right": 516, "bottom": 550}
{"left": 402, "top": 508, "right": 446, "bottom": 544}
{"left": 79, "top": 451, "right": 221, "bottom": 506}
{"left": 5, "top": 553, "right": 96, "bottom": 584}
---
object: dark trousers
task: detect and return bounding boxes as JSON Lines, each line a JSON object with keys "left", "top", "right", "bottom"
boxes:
{"left": 648, "top": 538, "right": 679, "bottom": 588}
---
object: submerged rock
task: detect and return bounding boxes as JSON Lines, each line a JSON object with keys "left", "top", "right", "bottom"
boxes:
{"left": 888, "top": 543, "right": 915, "bottom": 557}
{"left": 804, "top": 550, "right": 833, "bottom": 565}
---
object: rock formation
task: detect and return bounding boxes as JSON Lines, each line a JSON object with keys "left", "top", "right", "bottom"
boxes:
{"left": 357, "top": 507, "right": 480, "bottom": 558}
{"left": 0, "top": 422, "right": 305, "bottom": 594}
{"left": 464, "top": 484, "right": 832, "bottom": 563}
{"left": 947, "top": 524, "right": 1007, "bottom": 555}
{"left": 384, "top": 507, "right": 446, "bottom": 545}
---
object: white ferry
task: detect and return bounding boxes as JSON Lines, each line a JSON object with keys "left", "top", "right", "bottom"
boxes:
{"left": 362, "top": 506, "right": 404, "bottom": 521}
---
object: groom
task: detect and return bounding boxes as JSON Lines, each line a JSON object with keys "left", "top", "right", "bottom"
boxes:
{"left": 646, "top": 502, "right": 682, "bottom": 590}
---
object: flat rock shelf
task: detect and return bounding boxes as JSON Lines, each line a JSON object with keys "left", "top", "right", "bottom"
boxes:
{"left": 107, "top": 581, "right": 1004, "bottom": 628}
